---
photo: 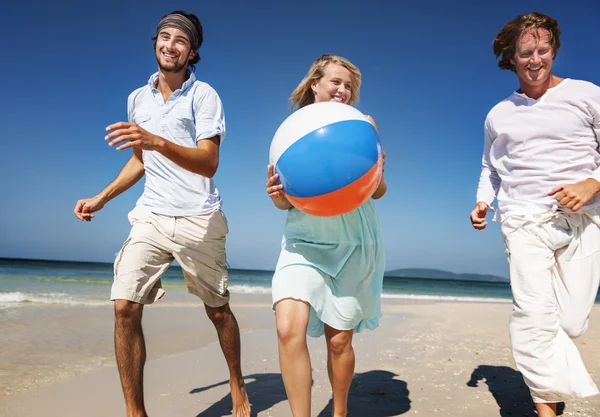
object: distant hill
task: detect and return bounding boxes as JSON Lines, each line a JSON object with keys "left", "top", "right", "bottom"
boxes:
{"left": 385, "top": 268, "right": 509, "bottom": 283}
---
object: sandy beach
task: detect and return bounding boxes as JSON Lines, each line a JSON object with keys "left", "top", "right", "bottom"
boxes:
{"left": 1, "top": 294, "right": 599, "bottom": 417}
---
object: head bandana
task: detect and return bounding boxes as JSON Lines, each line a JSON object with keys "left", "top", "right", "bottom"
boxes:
{"left": 156, "top": 14, "right": 200, "bottom": 51}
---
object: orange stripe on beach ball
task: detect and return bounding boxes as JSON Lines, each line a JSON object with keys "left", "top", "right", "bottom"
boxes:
{"left": 286, "top": 157, "right": 384, "bottom": 217}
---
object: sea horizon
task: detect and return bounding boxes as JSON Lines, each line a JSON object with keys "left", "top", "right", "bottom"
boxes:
{"left": 0, "top": 256, "right": 509, "bottom": 282}
{"left": 0, "top": 256, "right": 523, "bottom": 312}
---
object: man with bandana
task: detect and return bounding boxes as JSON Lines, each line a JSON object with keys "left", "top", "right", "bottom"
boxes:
{"left": 74, "top": 10, "right": 251, "bottom": 417}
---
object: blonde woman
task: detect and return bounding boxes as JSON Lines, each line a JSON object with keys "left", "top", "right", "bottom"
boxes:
{"left": 266, "top": 54, "right": 387, "bottom": 417}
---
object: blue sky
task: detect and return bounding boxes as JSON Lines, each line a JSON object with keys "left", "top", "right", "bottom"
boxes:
{"left": 1, "top": 0, "right": 598, "bottom": 277}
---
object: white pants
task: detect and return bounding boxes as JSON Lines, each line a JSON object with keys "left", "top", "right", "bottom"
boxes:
{"left": 502, "top": 210, "right": 600, "bottom": 403}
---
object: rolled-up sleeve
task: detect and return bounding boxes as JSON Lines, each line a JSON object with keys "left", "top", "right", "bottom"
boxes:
{"left": 194, "top": 87, "right": 226, "bottom": 144}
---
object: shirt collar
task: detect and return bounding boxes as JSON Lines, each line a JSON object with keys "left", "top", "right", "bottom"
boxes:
{"left": 147, "top": 70, "right": 196, "bottom": 93}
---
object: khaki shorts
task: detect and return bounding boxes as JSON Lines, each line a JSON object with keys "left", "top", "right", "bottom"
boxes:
{"left": 110, "top": 205, "right": 230, "bottom": 307}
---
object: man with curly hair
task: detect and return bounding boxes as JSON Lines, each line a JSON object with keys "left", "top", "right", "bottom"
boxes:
{"left": 74, "top": 10, "right": 251, "bottom": 417}
{"left": 470, "top": 11, "right": 600, "bottom": 417}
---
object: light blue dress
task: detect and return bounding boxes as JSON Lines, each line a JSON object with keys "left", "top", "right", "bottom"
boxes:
{"left": 272, "top": 198, "right": 386, "bottom": 337}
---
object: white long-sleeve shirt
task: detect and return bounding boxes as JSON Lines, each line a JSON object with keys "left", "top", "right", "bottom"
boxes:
{"left": 476, "top": 78, "right": 600, "bottom": 222}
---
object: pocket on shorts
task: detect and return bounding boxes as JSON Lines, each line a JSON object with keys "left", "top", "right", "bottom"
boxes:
{"left": 217, "top": 210, "right": 229, "bottom": 235}
{"left": 127, "top": 206, "right": 150, "bottom": 226}
{"left": 196, "top": 210, "right": 229, "bottom": 237}
{"left": 215, "top": 250, "right": 228, "bottom": 275}
{"left": 205, "top": 211, "right": 229, "bottom": 270}
{"left": 113, "top": 236, "right": 133, "bottom": 280}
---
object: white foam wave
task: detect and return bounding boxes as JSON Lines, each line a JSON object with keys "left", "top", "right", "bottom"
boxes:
{"left": 227, "top": 285, "right": 510, "bottom": 303}
{"left": 0, "top": 292, "right": 110, "bottom": 307}
{"left": 228, "top": 285, "right": 272, "bottom": 294}
{"left": 381, "top": 293, "right": 511, "bottom": 303}
{"left": 0, "top": 288, "right": 511, "bottom": 308}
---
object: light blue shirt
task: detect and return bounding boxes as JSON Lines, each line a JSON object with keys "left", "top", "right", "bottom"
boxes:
{"left": 128, "top": 71, "right": 226, "bottom": 216}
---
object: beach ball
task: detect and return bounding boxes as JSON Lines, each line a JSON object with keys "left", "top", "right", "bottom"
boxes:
{"left": 269, "top": 101, "right": 383, "bottom": 217}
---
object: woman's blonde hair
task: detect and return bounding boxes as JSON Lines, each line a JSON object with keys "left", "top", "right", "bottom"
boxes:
{"left": 289, "top": 54, "right": 362, "bottom": 111}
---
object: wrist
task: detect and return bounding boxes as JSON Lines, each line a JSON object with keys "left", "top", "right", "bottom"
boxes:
{"left": 272, "top": 195, "right": 292, "bottom": 209}
{"left": 96, "top": 194, "right": 108, "bottom": 205}
{"left": 272, "top": 195, "right": 287, "bottom": 204}
{"left": 155, "top": 135, "right": 168, "bottom": 152}
{"left": 588, "top": 178, "right": 600, "bottom": 193}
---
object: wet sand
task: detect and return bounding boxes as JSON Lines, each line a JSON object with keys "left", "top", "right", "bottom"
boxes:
{"left": 1, "top": 294, "right": 599, "bottom": 416}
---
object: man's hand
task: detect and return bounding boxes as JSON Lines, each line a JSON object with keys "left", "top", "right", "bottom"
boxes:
{"left": 470, "top": 201, "right": 489, "bottom": 230}
{"left": 74, "top": 195, "right": 105, "bottom": 222}
{"left": 548, "top": 178, "right": 600, "bottom": 212}
{"left": 105, "top": 122, "right": 164, "bottom": 151}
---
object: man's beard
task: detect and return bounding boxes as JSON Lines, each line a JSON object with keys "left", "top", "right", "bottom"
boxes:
{"left": 156, "top": 53, "right": 188, "bottom": 74}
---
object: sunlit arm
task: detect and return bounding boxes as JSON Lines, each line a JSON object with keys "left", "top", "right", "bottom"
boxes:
{"left": 158, "top": 136, "right": 220, "bottom": 178}
{"left": 98, "top": 149, "right": 145, "bottom": 204}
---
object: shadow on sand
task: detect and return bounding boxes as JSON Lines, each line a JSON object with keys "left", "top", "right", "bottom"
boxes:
{"left": 191, "top": 370, "right": 410, "bottom": 417}
{"left": 467, "top": 365, "right": 564, "bottom": 417}
{"left": 317, "top": 370, "right": 410, "bottom": 417}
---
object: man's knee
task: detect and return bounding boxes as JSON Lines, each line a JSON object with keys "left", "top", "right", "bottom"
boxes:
{"left": 114, "top": 299, "right": 144, "bottom": 323}
{"left": 561, "top": 314, "right": 589, "bottom": 338}
{"left": 205, "top": 303, "right": 231, "bottom": 326}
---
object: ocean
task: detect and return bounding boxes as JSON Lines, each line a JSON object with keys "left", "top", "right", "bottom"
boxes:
{"left": 0, "top": 258, "right": 519, "bottom": 317}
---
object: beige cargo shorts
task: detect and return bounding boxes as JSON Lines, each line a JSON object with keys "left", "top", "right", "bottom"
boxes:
{"left": 110, "top": 205, "right": 230, "bottom": 307}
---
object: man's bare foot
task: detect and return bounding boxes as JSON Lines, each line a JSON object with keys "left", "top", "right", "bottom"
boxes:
{"left": 230, "top": 379, "right": 251, "bottom": 417}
